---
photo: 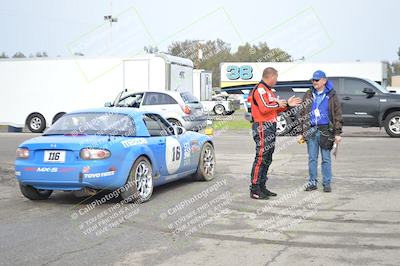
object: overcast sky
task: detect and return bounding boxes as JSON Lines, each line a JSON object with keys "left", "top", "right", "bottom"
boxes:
{"left": 1, "top": 0, "right": 399, "bottom": 62}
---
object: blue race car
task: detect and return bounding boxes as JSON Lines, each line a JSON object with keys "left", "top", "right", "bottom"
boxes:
{"left": 15, "top": 108, "right": 215, "bottom": 202}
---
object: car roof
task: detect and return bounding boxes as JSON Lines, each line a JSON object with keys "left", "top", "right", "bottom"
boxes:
{"left": 67, "top": 107, "right": 160, "bottom": 116}
{"left": 124, "top": 90, "right": 184, "bottom": 95}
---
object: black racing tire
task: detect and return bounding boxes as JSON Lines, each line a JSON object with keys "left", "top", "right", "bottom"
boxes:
{"left": 192, "top": 142, "right": 215, "bottom": 181}
{"left": 19, "top": 183, "right": 53, "bottom": 200}
{"left": 384, "top": 111, "right": 400, "bottom": 138}
{"left": 167, "top": 118, "right": 182, "bottom": 127}
{"left": 276, "top": 114, "right": 293, "bottom": 136}
{"left": 26, "top": 113, "right": 46, "bottom": 133}
{"left": 121, "top": 156, "right": 153, "bottom": 203}
{"left": 52, "top": 112, "right": 66, "bottom": 124}
{"left": 213, "top": 104, "right": 226, "bottom": 116}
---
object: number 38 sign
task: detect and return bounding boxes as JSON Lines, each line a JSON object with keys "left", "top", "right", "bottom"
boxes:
{"left": 226, "top": 65, "right": 253, "bottom": 80}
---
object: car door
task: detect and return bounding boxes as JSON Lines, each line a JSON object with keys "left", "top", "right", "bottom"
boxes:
{"left": 338, "top": 78, "right": 381, "bottom": 126}
{"left": 142, "top": 113, "right": 170, "bottom": 177}
{"left": 142, "top": 113, "right": 190, "bottom": 177}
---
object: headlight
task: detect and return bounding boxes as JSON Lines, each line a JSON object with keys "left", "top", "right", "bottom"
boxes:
{"left": 80, "top": 148, "right": 111, "bottom": 160}
{"left": 16, "top": 148, "right": 30, "bottom": 159}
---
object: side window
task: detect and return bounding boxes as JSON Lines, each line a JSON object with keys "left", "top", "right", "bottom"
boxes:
{"left": 329, "top": 78, "right": 339, "bottom": 91}
{"left": 142, "top": 92, "right": 159, "bottom": 105}
{"left": 143, "top": 114, "right": 173, "bottom": 136}
{"left": 142, "top": 93, "right": 178, "bottom": 105}
{"left": 343, "top": 78, "right": 376, "bottom": 96}
{"left": 159, "top": 94, "right": 178, "bottom": 104}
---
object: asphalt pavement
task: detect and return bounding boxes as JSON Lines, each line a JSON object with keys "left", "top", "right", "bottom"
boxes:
{"left": 0, "top": 127, "right": 399, "bottom": 266}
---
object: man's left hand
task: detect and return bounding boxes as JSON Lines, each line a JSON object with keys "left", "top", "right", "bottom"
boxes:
{"left": 287, "top": 96, "right": 302, "bottom": 107}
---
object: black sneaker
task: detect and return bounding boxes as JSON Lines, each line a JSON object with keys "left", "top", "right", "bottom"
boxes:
{"left": 250, "top": 185, "right": 269, "bottom": 200}
{"left": 305, "top": 185, "right": 318, "bottom": 191}
{"left": 323, "top": 185, "right": 332, "bottom": 192}
{"left": 260, "top": 185, "right": 277, "bottom": 197}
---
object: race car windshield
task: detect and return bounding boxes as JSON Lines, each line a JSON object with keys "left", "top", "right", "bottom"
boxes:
{"left": 44, "top": 112, "right": 136, "bottom": 136}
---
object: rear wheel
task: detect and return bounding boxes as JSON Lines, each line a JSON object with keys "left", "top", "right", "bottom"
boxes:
{"left": 384, "top": 111, "right": 400, "bottom": 137}
{"left": 193, "top": 142, "right": 215, "bottom": 181}
{"left": 214, "top": 104, "right": 226, "bottom": 115}
{"left": 26, "top": 113, "right": 46, "bottom": 133}
{"left": 121, "top": 156, "right": 153, "bottom": 203}
{"left": 19, "top": 183, "right": 53, "bottom": 200}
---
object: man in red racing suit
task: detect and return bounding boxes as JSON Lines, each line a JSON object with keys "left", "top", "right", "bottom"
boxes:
{"left": 248, "top": 67, "right": 302, "bottom": 199}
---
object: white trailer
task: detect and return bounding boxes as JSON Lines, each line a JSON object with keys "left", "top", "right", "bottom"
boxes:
{"left": 220, "top": 62, "right": 388, "bottom": 89}
{"left": 0, "top": 53, "right": 193, "bottom": 132}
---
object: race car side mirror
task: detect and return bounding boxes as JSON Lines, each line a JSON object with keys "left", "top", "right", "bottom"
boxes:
{"left": 104, "top": 102, "right": 113, "bottom": 107}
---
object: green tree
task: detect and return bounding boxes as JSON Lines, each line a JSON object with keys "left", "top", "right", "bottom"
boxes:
{"left": 233, "top": 42, "right": 292, "bottom": 62}
{"left": 168, "top": 39, "right": 232, "bottom": 86}
{"left": 0, "top": 52, "right": 8, "bottom": 58}
{"left": 12, "top": 52, "right": 26, "bottom": 58}
{"left": 168, "top": 39, "right": 292, "bottom": 87}
{"left": 144, "top": 46, "right": 159, "bottom": 54}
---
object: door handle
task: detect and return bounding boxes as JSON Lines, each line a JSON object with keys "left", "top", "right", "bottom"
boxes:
{"left": 342, "top": 96, "right": 352, "bottom": 100}
{"left": 158, "top": 139, "right": 165, "bottom": 145}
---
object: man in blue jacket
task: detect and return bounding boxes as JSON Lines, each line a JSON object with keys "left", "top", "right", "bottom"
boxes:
{"left": 299, "top": 70, "right": 343, "bottom": 192}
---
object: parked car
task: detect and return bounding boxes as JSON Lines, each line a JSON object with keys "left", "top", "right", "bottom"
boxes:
{"left": 224, "top": 77, "right": 400, "bottom": 137}
{"left": 106, "top": 90, "right": 207, "bottom": 131}
{"left": 15, "top": 108, "right": 215, "bottom": 202}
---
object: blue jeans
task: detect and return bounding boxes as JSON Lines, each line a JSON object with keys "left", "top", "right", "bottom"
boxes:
{"left": 306, "top": 129, "right": 332, "bottom": 187}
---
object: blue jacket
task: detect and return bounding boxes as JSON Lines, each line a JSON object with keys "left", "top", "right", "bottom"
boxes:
{"left": 310, "top": 80, "right": 333, "bottom": 126}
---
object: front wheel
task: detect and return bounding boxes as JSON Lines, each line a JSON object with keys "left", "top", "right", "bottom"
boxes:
{"left": 193, "top": 142, "right": 215, "bottom": 181}
{"left": 384, "top": 111, "right": 400, "bottom": 137}
{"left": 19, "top": 183, "right": 53, "bottom": 200}
{"left": 121, "top": 156, "right": 153, "bottom": 203}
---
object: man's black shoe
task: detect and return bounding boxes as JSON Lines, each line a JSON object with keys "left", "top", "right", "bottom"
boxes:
{"left": 305, "top": 185, "right": 318, "bottom": 191}
{"left": 323, "top": 185, "right": 332, "bottom": 192}
{"left": 260, "top": 185, "right": 277, "bottom": 197}
{"left": 250, "top": 185, "right": 269, "bottom": 200}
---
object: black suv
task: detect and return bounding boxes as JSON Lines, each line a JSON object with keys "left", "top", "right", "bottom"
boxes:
{"left": 224, "top": 77, "right": 400, "bottom": 137}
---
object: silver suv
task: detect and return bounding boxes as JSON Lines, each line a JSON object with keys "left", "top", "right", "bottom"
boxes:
{"left": 106, "top": 90, "right": 207, "bottom": 131}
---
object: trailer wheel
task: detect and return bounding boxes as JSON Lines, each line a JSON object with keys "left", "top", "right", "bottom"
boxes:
{"left": 26, "top": 113, "right": 46, "bottom": 133}
{"left": 52, "top": 112, "right": 66, "bottom": 124}
{"left": 214, "top": 104, "right": 226, "bottom": 115}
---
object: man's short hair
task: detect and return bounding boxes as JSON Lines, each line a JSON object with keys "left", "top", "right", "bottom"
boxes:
{"left": 262, "top": 67, "right": 278, "bottom": 78}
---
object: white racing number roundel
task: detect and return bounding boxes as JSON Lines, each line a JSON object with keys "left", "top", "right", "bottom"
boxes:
{"left": 165, "top": 137, "right": 182, "bottom": 174}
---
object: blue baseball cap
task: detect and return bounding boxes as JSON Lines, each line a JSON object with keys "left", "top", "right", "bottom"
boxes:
{"left": 312, "top": 70, "right": 327, "bottom": 80}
